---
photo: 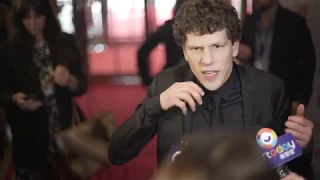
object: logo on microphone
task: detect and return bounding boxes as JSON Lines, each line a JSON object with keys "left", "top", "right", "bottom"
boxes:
{"left": 256, "top": 128, "right": 278, "bottom": 149}
{"left": 256, "top": 128, "right": 303, "bottom": 168}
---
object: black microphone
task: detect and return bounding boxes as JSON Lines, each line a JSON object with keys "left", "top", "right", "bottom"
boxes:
{"left": 256, "top": 128, "right": 303, "bottom": 178}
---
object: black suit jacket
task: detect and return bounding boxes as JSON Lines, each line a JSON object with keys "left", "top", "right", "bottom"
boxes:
{"left": 109, "top": 64, "right": 314, "bottom": 179}
{"left": 0, "top": 33, "right": 87, "bottom": 168}
{"left": 241, "top": 6, "right": 316, "bottom": 105}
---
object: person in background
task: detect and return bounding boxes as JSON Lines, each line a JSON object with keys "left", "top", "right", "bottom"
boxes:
{"left": 239, "top": 0, "right": 316, "bottom": 114}
{"left": 0, "top": 0, "right": 87, "bottom": 179}
{"left": 137, "top": 0, "right": 185, "bottom": 86}
{"left": 108, "top": 0, "right": 314, "bottom": 179}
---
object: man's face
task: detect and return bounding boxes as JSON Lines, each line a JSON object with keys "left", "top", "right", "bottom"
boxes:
{"left": 183, "top": 29, "right": 239, "bottom": 91}
{"left": 255, "top": 0, "right": 276, "bottom": 12}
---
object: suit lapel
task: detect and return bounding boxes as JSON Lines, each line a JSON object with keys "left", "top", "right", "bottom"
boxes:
{"left": 236, "top": 65, "right": 255, "bottom": 130}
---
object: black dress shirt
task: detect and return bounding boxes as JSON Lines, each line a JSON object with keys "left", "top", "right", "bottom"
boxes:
{"left": 191, "top": 67, "right": 243, "bottom": 133}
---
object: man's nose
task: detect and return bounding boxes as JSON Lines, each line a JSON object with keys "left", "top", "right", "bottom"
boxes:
{"left": 202, "top": 48, "right": 214, "bottom": 65}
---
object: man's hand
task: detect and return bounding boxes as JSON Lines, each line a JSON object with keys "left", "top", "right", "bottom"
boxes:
{"left": 160, "top": 82, "right": 204, "bottom": 115}
{"left": 281, "top": 172, "right": 305, "bottom": 180}
{"left": 12, "top": 92, "right": 42, "bottom": 111}
{"left": 285, "top": 104, "right": 313, "bottom": 149}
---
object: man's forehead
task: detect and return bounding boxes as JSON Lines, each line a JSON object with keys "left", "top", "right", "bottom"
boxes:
{"left": 185, "top": 29, "right": 228, "bottom": 47}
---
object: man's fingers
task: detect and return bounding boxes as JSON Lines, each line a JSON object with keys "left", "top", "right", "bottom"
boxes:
{"left": 185, "top": 82, "right": 204, "bottom": 96}
{"left": 296, "top": 104, "right": 305, "bottom": 117}
{"left": 285, "top": 128, "right": 307, "bottom": 141}
{"left": 285, "top": 121, "right": 305, "bottom": 132}
{"left": 174, "top": 99, "right": 187, "bottom": 115}
{"left": 181, "top": 88, "right": 203, "bottom": 106}
{"left": 287, "top": 116, "right": 310, "bottom": 127}
{"left": 177, "top": 92, "right": 196, "bottom": 111}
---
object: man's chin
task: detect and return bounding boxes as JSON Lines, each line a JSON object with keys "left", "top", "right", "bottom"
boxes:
{"left": 202, "top": 82, "right": 221, "bottom": 92}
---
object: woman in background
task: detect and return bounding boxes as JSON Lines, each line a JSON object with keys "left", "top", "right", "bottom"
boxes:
{"left": 0, "top": 0, "right": 87, "bottom": 179}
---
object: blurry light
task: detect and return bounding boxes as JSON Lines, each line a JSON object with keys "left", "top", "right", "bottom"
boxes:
{"left": 92, "top": 1, "right": 102, "bottom": 13}
{"left": 154, "top": 0, "right": 176, "bottom": 10}
{"left": 94, "top": 44, "right": 105, "bottom": 53}
{"left": 107, "top": 0, "right": 144, "bottom": 19}
{"left": 154, "top": 0, "right": 176, "bottom": 25}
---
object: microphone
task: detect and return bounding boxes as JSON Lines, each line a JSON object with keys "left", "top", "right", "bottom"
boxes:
{"left": 168, "top": 145, "right": 181, "bottom": 162}
{"left": 256, "top": 128, "right": 303, "bottom": 178}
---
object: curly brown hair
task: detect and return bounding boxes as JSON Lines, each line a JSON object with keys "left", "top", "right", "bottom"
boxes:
{"left": 173, "top": 0, "right": 242, "bottom": 46}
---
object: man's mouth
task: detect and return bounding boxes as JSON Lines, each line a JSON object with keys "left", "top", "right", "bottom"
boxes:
{"left": 202, "top": 70, "right": 219, "bottom": 80}
{"left": 202, "top": 70, "right": 218, "bottom": 75}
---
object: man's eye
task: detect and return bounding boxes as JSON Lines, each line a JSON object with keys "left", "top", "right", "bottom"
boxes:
{"left": 191, "top": 47, "right": 201, "bottom": 51}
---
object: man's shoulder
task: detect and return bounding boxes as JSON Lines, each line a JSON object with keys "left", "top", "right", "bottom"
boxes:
{"left": 240, "top": 65, "right": 284, "bottom": 92}
{"left": 156, "top": 63, "right": 189, "bottom": 81}
{"left": 151, "top": 64, "right": 190, "bottom": 91}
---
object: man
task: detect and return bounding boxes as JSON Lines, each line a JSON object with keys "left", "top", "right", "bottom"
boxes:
{"left": 108, "top": 0, "right": 314, "bottom": 179}
{"left": 239, "top": 0, "right": 316, "bottom": 114}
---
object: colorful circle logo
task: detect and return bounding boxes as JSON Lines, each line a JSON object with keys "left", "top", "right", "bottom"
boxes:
{"left": 256, "top": 128, "right": 278, "bottom": 149}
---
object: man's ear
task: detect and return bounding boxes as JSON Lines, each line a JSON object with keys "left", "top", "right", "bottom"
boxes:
{"left": 183, "top": 46, "right": 189, "bottom": 62}
{"left": 232, "top": 41, "right": 240, "bottom": 57}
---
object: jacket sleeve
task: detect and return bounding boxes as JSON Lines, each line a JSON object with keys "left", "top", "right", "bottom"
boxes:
{"left": 275, "top": 81, "right": 314, "bottom": 179}
{"left": 137, "top": 23, "right": 169, "bottom": 86}
{"left": 108, "top": 76, "right": 164, "bottom": 165}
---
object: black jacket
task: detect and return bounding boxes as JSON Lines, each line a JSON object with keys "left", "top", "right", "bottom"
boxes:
{"left": 109, "top": 63, "right": 314, "bottom": 179}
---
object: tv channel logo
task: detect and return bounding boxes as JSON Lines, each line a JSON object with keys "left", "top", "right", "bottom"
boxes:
{"left": 256, "top": 128, "right": 301, "bottom": 163}
{"left": 256, "top": 128, "right": 278, "bottom": 149}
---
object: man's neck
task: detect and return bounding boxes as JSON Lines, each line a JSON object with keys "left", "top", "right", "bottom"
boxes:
{"left": 260, "top": 3, "right": 278, "bottom": 28}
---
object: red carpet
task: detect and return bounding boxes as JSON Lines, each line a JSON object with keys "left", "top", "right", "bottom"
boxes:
{"left": 76, "top": 83, "right": 157, "bottom": 180}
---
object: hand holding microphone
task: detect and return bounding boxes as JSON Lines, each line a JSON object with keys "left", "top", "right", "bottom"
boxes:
{"left": 256, "top": 128, "right": 303, "bottom": 178}
{"left": 285, "top": 104, "right": 313, "bottom": 149}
